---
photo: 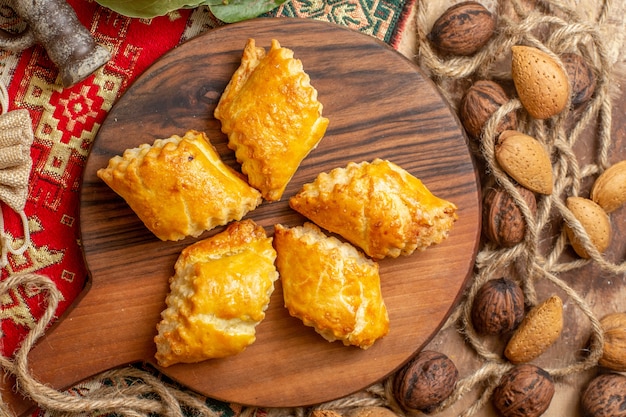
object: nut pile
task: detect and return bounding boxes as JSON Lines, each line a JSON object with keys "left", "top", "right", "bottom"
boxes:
{"left": 388, "top": 1, "right": 626, "bottom": 417}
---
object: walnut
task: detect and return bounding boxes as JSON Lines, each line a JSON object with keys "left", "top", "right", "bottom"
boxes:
{"left": 459, "top": 80, "right": 517, "bottom": 140}
{"left": 598, "top": 312, "right": 626, "bottom": 372}
{"left": 580, "top": 373, "right": 626, "bottom": 417}
{"left": 393, "top": 350, "right": 458, "bottom": 413}
{"left": 483, "top": 185, "right": 537, "bottom": 247}
{"left": 428, "top": 1, "right": 496, "bottom": 56}
{"left": 561, "top": 53, "right": 596, "bottom": 106}
{"left": 471, "top": 277, "right": 525, "bottom": 335}
{"left": 492, "top": 364, "right": 555, "bottom": 417}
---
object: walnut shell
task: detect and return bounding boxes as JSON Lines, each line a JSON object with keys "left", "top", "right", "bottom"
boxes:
{"left": 562, "top": 53, "right": 596, "bottom": 106}
{"left": 580, "top": 373, "right": 626, "bottom": 417}
{"left": 393, "top": 350, "right": 458, "bottom": 412}
{"left": 459, "top": 80, "right": 517, "bottom": 139}
{"left": 428, "top": 1, "right": 496, "bottom": 56}
{"left": 471, "top": 278, "right": 525, "bottom": 335}
{"left": 483, "top": 185, "right": 537, "bottom": 247}
{"left": 492, "top": 364, "right": 555, "bottom": 417}
{"left": 598, "top": 312, "right": 626, "bottom": 372}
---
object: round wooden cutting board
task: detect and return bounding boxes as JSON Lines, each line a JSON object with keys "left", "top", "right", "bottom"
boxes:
{"left": 27, "top": 18, "right": 481, "bottom": 407}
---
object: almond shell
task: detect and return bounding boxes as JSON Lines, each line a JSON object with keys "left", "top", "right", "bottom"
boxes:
{"left": 495, "top": 130, "right": 553, "bottom": 195}
{"left": 504, "top": 295, "right": 563, "bottom": 364}
{"left": 591, "top": 160, "right": 626, "bottom": 213}
{"left": 564, "top": 196, "right": 612, "bottom": 259}
{"left": 511, "top": 45, "right": 569, "bottom": 119}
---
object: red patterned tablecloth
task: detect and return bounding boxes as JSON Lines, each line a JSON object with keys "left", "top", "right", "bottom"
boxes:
{"left": 0, "top": 0, "right": 414, "bottom": 371}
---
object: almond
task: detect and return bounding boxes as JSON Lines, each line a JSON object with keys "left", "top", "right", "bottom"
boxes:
{"left": 590, "top": 160, "right": 626, "bottom": 213}
{"left": 511, "top": 45, "right": 570, "bottom": 119}
{"left": 344, "top": 407, "right": 398, "bottom": 417}
{"left": 311, "top": 411, "right": 343, "bottom": 417}
{"left": 495, "top": 130, "right": 553, "bottom": 195}
{"left": 564, "top": 197, "right": 612, "bottom": 259}
{"left": 504, "top": 295, "right": 563, "bottom": 364}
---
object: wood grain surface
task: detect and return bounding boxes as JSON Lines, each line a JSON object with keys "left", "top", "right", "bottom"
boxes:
{"left": 22, "top": 18, "right": 481, "bottom": 409}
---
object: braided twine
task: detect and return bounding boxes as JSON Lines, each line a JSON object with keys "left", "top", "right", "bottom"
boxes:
{"left": 1, "top": 0, "right": 624, "bottom": 416}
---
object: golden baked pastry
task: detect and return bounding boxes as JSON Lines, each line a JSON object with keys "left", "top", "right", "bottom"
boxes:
{"left": 154, "top": 219, "right": 278, "bottom": 367}
{"left": 289, "top": 159, "right": 458, "bottom": 259}
{"left": 214, "top": 38, "right": 329, "bottom": 201}
{"left": 273, "top": 222, "right": 389, "bottom": 349}
{"left": 97, "top": 130, "right": 262, "bottom": 241}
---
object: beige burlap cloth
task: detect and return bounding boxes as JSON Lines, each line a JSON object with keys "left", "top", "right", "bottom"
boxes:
{"left": 2, "top": 0, "right": 625, "bottom": 416}
{"left": 0, "top": 82, "right": 33, "bottom": 269}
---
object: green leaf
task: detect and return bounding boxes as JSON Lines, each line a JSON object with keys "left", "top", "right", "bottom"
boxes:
{"left": 95, "top": 0, "right": 285, "bottom": 20}
{"left": 95, "top": 0, "right": 206, "bottom": 18}
{"left": 207, "top": 0, "right": 288, "bottom": 23}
